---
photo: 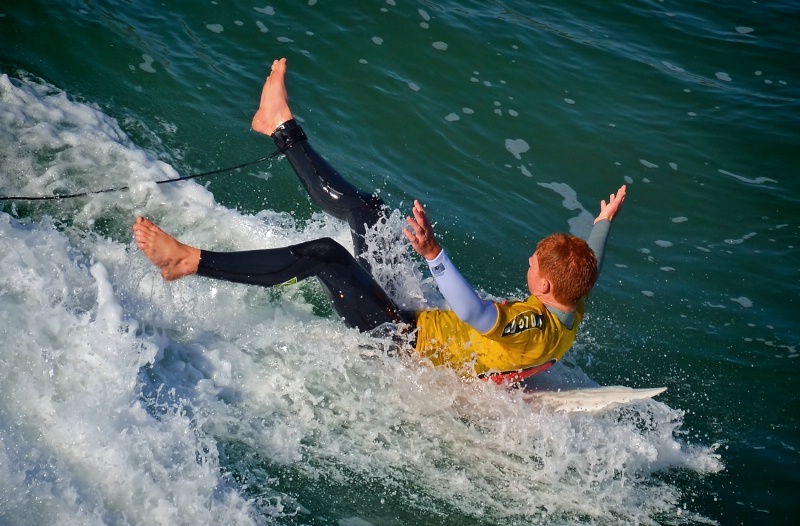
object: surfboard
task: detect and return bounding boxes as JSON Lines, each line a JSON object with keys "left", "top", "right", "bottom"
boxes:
{"left": 523, "top": 386, "right": 667, "bottom": 412}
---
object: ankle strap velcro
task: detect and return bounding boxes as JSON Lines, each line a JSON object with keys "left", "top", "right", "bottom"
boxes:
{"left": 271, "top": 119, "right": 308, "bottom": 153}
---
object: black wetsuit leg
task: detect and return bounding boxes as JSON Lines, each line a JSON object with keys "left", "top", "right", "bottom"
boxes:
{"left": 197, "top": 237, "right": 403, "bottom": 332}
{"left": 196, "top": 120, "right": 412, "bottom": 332}
{"left": 272, "top": 119, "right": 385, "bottom": 267}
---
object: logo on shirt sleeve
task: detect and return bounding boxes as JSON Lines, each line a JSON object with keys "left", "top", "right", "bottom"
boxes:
{"left": 431, "top": 263, "right": 446, "bottom": 276}
{"left": 502, "top": 312, "right": 543, "bottom": 336}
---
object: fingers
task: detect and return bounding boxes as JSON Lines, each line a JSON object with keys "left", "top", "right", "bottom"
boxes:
{"left": 595, "top": 185, "right": 627, "bottom": 224}
{"left": 406, "top": 200, "right": 432, "bottom": 241}
{"left": 402, "top": 226, "right": 418, "bottom": 247}
{"left": 404, "top": 200, "right": 443, "bottom": 260}
{"left": 606, "top": 186, "right": 625, "bottom": 205}
{"left": 411, "top": 200, "right": 431, "bottom": 229}
{"left": 405, "top": 200, "right": 426, "bottom": 231}
{"left": 404, "top": 215, "right": 426, "bottom": 248}
{"left": 606, "top": 185, "right": 627, "bottom": 207}
{"left": 614, "top": 184, "right": 627, "bottom": 203}
{"left": 614, "top": 186, "right": 626, "bottom": 207}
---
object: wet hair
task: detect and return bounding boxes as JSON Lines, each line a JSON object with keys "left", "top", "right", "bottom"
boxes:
{"left": 535, "top": 233, "right": 598, "bottom": 305}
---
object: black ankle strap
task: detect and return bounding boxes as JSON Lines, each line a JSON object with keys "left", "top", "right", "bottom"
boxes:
{"left": 271, "top": 119, "right": 308, "bottom": 153}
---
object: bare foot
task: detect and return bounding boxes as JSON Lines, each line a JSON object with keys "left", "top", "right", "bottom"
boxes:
{"left": 251, "top": 58, "right": 294, "bottom": 136}
{"left": 133, "top": 217, "right": 200, "bottom": 281}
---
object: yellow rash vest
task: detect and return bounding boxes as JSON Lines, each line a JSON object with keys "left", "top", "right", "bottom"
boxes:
{"left": 414, "top": 295, "right": 585, "bottom": 380}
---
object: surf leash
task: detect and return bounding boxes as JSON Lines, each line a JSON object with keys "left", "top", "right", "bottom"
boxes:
{"left": 0, "top": 150, "right": 280, "bottom": 202}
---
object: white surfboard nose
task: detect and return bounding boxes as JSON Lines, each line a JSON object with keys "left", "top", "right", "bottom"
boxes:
{"left": 524, "top": 386, "right": 668, "bottom": 412}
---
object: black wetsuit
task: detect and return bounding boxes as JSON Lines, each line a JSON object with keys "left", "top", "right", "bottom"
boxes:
{"left": 197, "top": 120, "right": 406, "bottom": 332}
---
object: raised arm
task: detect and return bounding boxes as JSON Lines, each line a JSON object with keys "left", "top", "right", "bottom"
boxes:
{"left": 404, "top": 200, "right": 498, "bottom": 333}
{"left": 586, "top": 184, "right": 626, "bottom": 274}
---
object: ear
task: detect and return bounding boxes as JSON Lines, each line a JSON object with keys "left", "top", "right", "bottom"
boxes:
{"left": 531, "top": 275, "right": 550, "bottom": 296}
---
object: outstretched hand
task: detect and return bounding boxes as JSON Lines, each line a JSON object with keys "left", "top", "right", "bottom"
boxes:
{"left": 404, "top": 200, "right": 442, "bottom": 260}
{"left": 594, "top": 184, "right": 627, "bottom": 224}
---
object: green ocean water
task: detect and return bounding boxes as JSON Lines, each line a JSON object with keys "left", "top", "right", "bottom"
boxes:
{"left": 1, "top": 1, "right": 798, "bottom": 524}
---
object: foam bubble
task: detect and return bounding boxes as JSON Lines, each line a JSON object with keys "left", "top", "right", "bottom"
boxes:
{"left": 730, "top": 296, "right": 753, "bottom": 308}
{"left": 139, "top": 54, "right": 156, "bottom": 73}
{"left": 719, "top": 169, "right": 777, "bottom": 185}
{"left": 505, "top": 138, "right": 530, "bottom": 160}
{"left": 537, "top": 182, "right": 595, "bottom": 237}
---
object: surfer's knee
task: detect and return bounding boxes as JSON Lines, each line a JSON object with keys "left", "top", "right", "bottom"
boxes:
{"left": 291, "top": 237, "right": 352, "bottom": 265}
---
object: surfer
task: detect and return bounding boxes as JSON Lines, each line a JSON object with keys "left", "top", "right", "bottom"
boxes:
{"left": 133, "top": 58, "right": 626, "bottom": 383}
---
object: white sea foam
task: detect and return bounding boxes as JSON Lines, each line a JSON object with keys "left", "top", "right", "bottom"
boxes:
{"left": 139, "top": 54, "right": 156, "bottom": 73}
{"left": 0, "top": 73, "right": 723, "bottom": 525}
{"left": 538, "top": 182, "right": 596, "bottom": 238}
{"left": 504, "top": 137, "right": 529, "bottom": 160}
{"left": 719, "top": 169, "right": 777, "bottom": 185}
{"left": 731, "top": 296, "right": 753, "bottom": 308}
